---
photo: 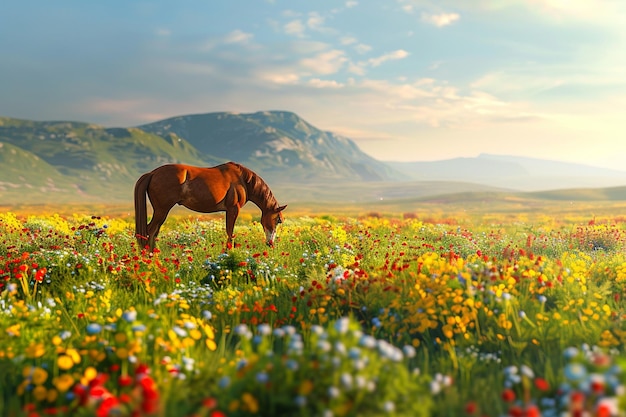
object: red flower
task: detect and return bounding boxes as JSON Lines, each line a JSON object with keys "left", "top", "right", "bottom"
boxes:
{"left": 118, "top": 375, "right": 134, "bottom": 387}
{"left": 525, "top": 404, "right": 541, "bottom": 417}
{"left": 502, "top": 388, "right": 516, "bottom": 402}
{"left": 203, "top": 397, "right": 218, "bottom": 409}
{"left": 534, "top": 377, "right": 550, "bottom": 391}
{"left": 508, "top": 405, "right": 524, "bottom": 417}
{"left": 464, "top": 401, "right": 477, "bottom": 415}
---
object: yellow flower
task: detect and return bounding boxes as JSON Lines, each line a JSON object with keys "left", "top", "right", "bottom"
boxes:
{"left": 205, "top": 339, "right": 217, "bottom": 351}
{"left": 32, "top": 386, "right": 48, "bottom": 402}
{"left": 6, "top": 324, "right": 21, "bottom": 337}
{"left": 25, "top": 342, "right": 46, "bottom": 358}
{"left": 116, "top": 348, "right": 129, "bottom": 359}
{"left": 84, "top": 366, "right": 98, "bottom": 382}
{"left": 53, "top": 374, "right": 75, "bottom": 392}
{"left": 57, "top": 355, "right": 74, "bottom": 370}
{"left": 46, "top": 389, "right": 58, "bottom": 402}
{"left": 114, "top": 332, "right": 127, "bottom": 344}
{"left": 66, "top": 348, "right": 81, "bottom": 365}
{"left": 32, "top": 367, "right": 48, "bottom": 385}
{"left": 299, "top": 379, "right": 314, "bottom": 395}
{"left": 241, "top": 392, "right": 259, "bottom": 414}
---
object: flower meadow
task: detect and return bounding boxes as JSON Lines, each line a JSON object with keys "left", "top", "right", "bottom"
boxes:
{"left": 2, "top": 209, "right": 626, "bottom": 417}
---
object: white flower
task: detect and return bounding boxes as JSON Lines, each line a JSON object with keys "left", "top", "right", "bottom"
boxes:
{"left": 403, "top": 345, "right": 416, "bottom": 358}
{"left": 383, "top": 401, "right": 395, "bottom": 412}
{"left": 257, "top": 323, "right": 271, "bottom": 336}
{"left": 334, "top": 317, "right": 350, "bottom": 334}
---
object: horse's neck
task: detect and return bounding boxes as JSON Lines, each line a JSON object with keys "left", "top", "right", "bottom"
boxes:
{"left": 245, "top": 172, "right": 277, "bottom": 212}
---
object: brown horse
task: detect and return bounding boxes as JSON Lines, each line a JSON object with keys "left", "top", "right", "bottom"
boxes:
{"left": 134, "top": 162, "right": 286, "bottom": 251}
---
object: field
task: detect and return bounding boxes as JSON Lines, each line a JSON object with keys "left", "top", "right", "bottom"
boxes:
{"left": 2, "top": 201, "right": 626, "bottom": 417}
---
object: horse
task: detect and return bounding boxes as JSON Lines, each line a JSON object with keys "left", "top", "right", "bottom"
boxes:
{"left": 134, "top": 162, "right": 287, "bottom": 251}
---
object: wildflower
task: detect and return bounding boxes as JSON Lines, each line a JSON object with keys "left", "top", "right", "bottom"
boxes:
{"left": 257, "top": 323, "right": 271, "bottom": 336}
{"left": 501, "top": 388, "right": 516, "bottom": 402}
{"left": 328, "top": 386, "right": 340, "bottom": 398}
{"left": 383, "top": 401, "right": 395, "bottom": 413}
{"left": 534, "top": 377, "right": 550, "bottom": 391}
{"left": 317, "top": 340, "right": 332, "bottom": 353}
{"left": 57, "top": 355, "right": 75, "bottom": 371}
{"left": 294, "top": 395, "right": 307, "bottom": 408}
{"left": 122, "top": 310, "right": 137, "bottom": 322}
{"left": 311, "top": 325, "right": 324, "bottom": 335}
{"left": 340, "top": 373, "right": 353, "bottom": 389}
{"left": 563, "top": 347, "right": 578, "bottom": 359}
{"left": 53, "top": 374, "right": 75, "bottom": 392}
{"left": 256, "top": 372, "right": 269, "bottom": 384}
{"left": 464, "top": 401, "right": 477, "bottom": 414}
{"left": 218, "top": 376, "right": 231, "bottom": 389}
{"left": 31, "top": 367, "right": 48, "bottom": 385}
{"left": 85, "top": 323, "right": 103, "bottom": 335}
{"left": 564, "top": 363, "right": 587, "bottom": 382}
{"left": 520, "top": 365, "right": 534, "bottom": 379}
{"left": 234, "top": 324, "right": 252, "bottom": 340}
{"left": 334, "top": 317, "right": 350, "bottom": 334}
{"left": 403, "top": 345, "right": 416, "bottom": 358}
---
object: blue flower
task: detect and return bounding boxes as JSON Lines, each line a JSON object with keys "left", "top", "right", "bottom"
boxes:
{"left": 86, "top": 323, "right": 102, "bottom": 335}
{"left": 122, "top": 310, "right": 137, "bottom": 322}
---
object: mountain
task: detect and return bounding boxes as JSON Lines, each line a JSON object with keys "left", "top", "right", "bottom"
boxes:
{"left": 391, "top": 153, "right": 626, "bottom": 191}
{"left": 138, "top": 111, "right": 400, "bottom": 182}
{"left": 0, "top": 111, "right": 400, "bottom": 204}
{"left": 0, "top": 117, "right": 219, "bottom": 203}
{"left": 2, "top": 111, "right": 626, "bottom": 206}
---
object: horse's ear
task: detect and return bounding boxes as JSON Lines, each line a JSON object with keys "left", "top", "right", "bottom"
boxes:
{"left": 276, "top": 205, "right": 287, "bottom": 212}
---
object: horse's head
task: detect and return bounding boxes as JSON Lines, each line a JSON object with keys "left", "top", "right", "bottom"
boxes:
{"left": 261, "top": 205, "right": 287, "bottom": 247}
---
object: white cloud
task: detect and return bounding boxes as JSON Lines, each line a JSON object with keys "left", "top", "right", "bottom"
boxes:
{"left": 347, "top": 62, "right": 366, "bottom": 75}
{"left": 308, "top": 78, "right": 345, "bottom": 88}
{"left": 346, "top": 1, "right": 358, "bottom": 8}
{"left": 223, "top": 30, "right": 254, "bottom": 44}
{"left": 420, "top": 12, "right": 460, "bottom": 27}
{"left": 368, "top": 50, "right": 410, "bottom": 66}
{"left": 340, "top": 36, "right": 357, "bottom": 45}
{"left": 259, "top": 71, "right": 300, "bottom": 85}
{"left": 355, "top": 43, "right": 372, "bottom": 54}
{"left": 300, "top": 50, "right": 347, "bottom": 75}
{"left": 284, "top": 19, "right": 306, "bottom": 37}
{"left": 307, "top": 12, "right": 325, "bottom": 30}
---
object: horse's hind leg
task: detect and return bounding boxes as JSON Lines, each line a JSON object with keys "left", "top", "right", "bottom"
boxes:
{"left": 147, "top": 206, "right": 173, "bottom": 250}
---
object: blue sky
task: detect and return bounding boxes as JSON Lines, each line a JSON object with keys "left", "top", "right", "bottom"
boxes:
{"left": 1, "top": 0, "right": 625, "bottom": 168}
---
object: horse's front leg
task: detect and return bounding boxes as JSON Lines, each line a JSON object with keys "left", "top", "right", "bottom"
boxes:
{"left": 225, "top": 206, "right": 240, "bottom": 249}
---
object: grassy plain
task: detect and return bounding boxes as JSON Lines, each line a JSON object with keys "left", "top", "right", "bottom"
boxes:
{"left": 2, "top": 197, "right": 626, "bottom": 417}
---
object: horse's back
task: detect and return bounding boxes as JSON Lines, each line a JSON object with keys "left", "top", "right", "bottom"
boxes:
{"left": 147, "top": 162, "right": 243, "bottom": 211}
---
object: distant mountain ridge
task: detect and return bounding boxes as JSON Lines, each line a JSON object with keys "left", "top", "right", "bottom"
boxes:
{"left": 2, "top": 111, "right": 626, "bottom": 205}
{"left": 138, "top": 111, "right": 399, "bottom": 181}
{"left": 391, "top": 153, "right": 626, "bottom": 191}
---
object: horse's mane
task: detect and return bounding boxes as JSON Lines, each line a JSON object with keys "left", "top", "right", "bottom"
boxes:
{"left": 233, "top": 162, "right": 279, "bottom": 210}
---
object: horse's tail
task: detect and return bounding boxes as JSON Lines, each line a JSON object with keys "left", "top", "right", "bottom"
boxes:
{"left": 134, "top": 172, "right": 152, "bottom": 248}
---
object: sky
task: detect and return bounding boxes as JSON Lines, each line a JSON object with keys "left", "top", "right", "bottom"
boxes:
{"left": 1, "top": 0, "right": 625, "bottom": 169}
